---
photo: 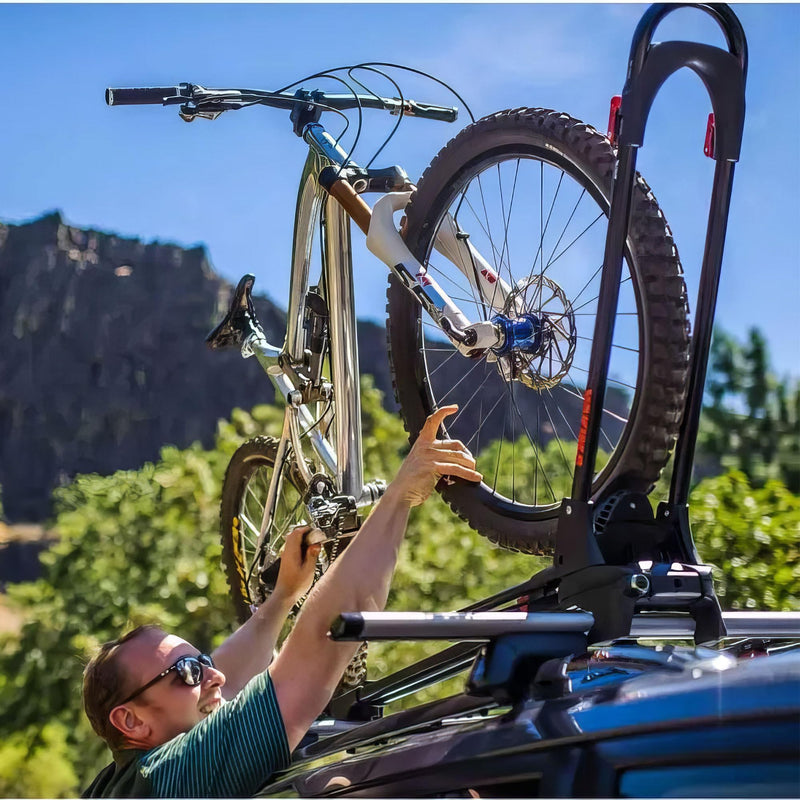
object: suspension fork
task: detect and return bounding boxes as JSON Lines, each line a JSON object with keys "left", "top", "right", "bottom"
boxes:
{"left": 325, "top": 179, "right": 508, "bottom": 354}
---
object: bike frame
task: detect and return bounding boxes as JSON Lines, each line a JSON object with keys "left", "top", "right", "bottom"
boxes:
{"left": 243, "top": 136, "right": 369, "bottom": 555}
{"left": 246, "top": 118, "right": 524, "bottom": 545}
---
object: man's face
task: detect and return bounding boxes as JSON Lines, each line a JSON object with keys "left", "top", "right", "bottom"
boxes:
{"left": 116, "top": 628, "right": 226, "bottom": 747}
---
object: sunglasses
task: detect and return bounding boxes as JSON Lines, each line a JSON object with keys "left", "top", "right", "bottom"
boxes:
{"left": 118, "top": 653, "right": 215, "bottom": 706}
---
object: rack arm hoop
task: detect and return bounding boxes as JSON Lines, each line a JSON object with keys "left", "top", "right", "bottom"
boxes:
{"left": 629, "top": 3, "right": 748, "bottom": 78}
{"left": 620, "top": 3, "right": 747, "bottom": 161}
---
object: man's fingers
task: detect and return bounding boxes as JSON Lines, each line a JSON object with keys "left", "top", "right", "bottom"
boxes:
{"left": 283, "top": 527, "right": 306, "bottom": 553}
{"left": 417, "top": 405, "right": 458, "bottom": 443}
{"left": 303, "top": 528, "right": 327, "bottom": 547}
{"left": 432, "top": 462, "right": 483, "bottom": 483}
{"left": 429, "top": 447, "right": 477, "bottom": 470}
{"left": 305, "top": 543, "right": 322, "bottom": 563}
{"left": 436, "top": 439, "right": 470, "bottom": 452}
{"left": 288, "top": 524, "right": 312, "bottom": 540}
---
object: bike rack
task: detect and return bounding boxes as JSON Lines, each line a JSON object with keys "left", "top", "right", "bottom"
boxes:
{"left": 537, "top": 2, "right": 748, "bottom": 645}
{"left": 325, "top": 3, "right": 763, "bottom": 722}
{"left": 326, "top": 609, "right": 800, "bottom": 716}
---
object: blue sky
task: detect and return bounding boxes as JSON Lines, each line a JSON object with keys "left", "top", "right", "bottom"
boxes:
{"left": 1, "top": 3, "right": 798, "bottom": 379}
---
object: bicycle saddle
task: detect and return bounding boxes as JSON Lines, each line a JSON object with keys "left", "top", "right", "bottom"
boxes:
{"left": 206, "top": 273, "right": 259, "bottom": 350}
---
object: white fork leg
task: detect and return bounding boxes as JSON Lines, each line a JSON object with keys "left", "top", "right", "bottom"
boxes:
{"left": 367, "top": 193, "right": 503, "bottom": 352}
{"left": 433, "top": 211, "right": 515, "bottom": 315}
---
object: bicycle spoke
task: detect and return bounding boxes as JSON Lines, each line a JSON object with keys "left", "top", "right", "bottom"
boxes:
{"left": 538, "top": 161, "right": 544, "bottom": 275}
{"left": 569, "top": 275, "right": 635, "bottom": 317}
{"left": 462, "top": 178, "right": 512, "bottom": 278}
{"left": 532, "top": 170, "right": 565, "bottom": 279}
{"left": 510, "top": 382, "right": 516, "bottom": 502}
{"left": 491, "top": 406, "right": 507, "bottom": 497}
{"left": 493, "top": 159, "right": 520, "bottom": 311}
{"left": 435, "top": 355, "right": 491, "bottom": 406}
{"left": 475, "top": 173, "right": 500, "bottom": 275}
{"left": 528, "top": 183, "right": 584, "bottom": 290}
{"left": 426, "top": 346, "right": 463, "bottom": 378}
{"left": 568, "top": 362, "right": 638, "bottom": 394}
{"left": 544, "top": 385, "right": 580, "bottom": 442}
{"left": 569, "top": 263, "right": 603, "bottom": 308}
{"left": 504, "top": 386, "right": 558, "bottom": 502}
{"left": 446, "top": 364, "right": 496, "bottom": 428}
{"left": 599, "top": 420, "right": 616, "bottom": 452}
{"left": 539, "top": 392, "right": 574, "bottom": 480}
{"left": 463, "top": 387, "right": 507, "bottom": 453}
{"left": 545, "top": 211, "right": 605, "bottom": 272}
{"left": 576, "top": 334, "right": 639, "bottom": 355}
{"left": 574, "top": 311, "right": 639, "bottom": 316}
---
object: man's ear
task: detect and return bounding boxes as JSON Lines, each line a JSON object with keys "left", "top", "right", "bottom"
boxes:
{"left": 109, "top": 704, "right": 150, "bottom": 744}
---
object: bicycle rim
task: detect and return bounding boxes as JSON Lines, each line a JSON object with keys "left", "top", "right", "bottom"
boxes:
{"left": 221, "top": 438, "right": 310, "bottom": 623}
{"left": 402, "top": 143, "right": 649, "bottom": 523}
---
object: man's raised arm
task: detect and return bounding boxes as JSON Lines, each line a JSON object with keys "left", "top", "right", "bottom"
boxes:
{"left": 269, "top": 405, "right": 482, "bottom": 750}
{"left": 212, "top": 526, "right": 321, "bottom": 698}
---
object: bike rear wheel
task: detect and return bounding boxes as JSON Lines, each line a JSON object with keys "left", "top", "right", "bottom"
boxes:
{"left": 219, "top": 435, "right": 369, "bottom": 689}
{"left": 388, "top": 108, "right": 690, "bottom": 553}
{"left": 220, "top": 436, "right": 311, "bottom": 625}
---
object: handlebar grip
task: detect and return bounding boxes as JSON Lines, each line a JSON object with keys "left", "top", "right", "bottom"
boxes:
{"left": 405, "top": 100, "right": 458, "bottom": 123}
{"left": 105, "top": 86, "right": 184, "bottom": 106}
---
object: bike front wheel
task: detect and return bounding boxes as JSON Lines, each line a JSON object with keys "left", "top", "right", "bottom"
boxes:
{"left": 219, "top": 436, "right": 311, "bottom": 625}
{"left": 388, "top": 108, "right": 690, "bottom": 553}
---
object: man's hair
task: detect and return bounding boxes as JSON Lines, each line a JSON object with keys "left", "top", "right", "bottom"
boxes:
{"left": 82, "top": 624, "right": 164, "bottom": 750}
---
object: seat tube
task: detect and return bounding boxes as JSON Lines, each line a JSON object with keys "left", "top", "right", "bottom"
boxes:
{"left": 324, "top": 194, "right": 364, "bottom": 497}
{"left": 285, "top": 149, "right": 326, "bottom": 360}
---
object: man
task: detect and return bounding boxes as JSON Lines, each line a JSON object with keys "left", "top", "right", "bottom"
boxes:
{"left": 82, "top": 406, "right": 481, "bottom": 797}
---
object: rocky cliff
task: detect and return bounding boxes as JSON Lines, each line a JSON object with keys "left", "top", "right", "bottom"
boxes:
{"left": 0, "top": 211, "right": 622, "bottom": 525}
{"left": 0, "top": 212, "right": 396, "bottom": 522}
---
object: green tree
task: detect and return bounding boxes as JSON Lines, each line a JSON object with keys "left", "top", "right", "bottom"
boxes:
{"left": 3, "top": 368, "right": 796, "bottom": 799}
{"left": 699, "top": 327, "right": 800, "bottom": 491}
{"left": 0, "top": 722, "right": 79, "bottom": 798}
{"left": 691, "top": 470, "right": 800, "bottom": 610}
{"left": 0, "top": 400, "right": 286, "bottom": 792}
{"left": 0, "top": 379, "right": 543, "bottom": 795}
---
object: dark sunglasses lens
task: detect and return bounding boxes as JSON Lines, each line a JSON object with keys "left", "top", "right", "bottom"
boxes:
{"left": 198, "top": 654, "right": 214, "bottom": 668}
{"left": 176, "top": 657, "right": 203, "bottom": 686}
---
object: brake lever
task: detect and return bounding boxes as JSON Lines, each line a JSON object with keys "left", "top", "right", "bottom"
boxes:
{"left": 179, "top": 101, "right": 248, "bottom": 122}
{"left": 179, "top": 105, "right": 221, "bottom": 122}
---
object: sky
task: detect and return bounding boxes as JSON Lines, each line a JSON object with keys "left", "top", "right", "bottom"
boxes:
{"left": 1, "top": 2, "right": 798, "bottom": 380}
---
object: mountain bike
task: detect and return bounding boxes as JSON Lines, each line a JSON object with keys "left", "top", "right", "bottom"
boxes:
{"left": 106, "top": 66, "right": 690, "bottom": 666}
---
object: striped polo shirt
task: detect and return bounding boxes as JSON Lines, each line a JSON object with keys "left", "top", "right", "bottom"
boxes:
{"left": 83, "top": 670, "right": 291, "bottom": 797}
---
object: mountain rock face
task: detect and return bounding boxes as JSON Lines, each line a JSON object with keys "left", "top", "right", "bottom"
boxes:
{"left": 0, "top": 212, "right": 396, "bottom": 522}
{"left": 0, "top": 212, "right": 628, "bottom": 525}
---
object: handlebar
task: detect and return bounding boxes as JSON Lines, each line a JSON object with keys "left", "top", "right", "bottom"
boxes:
{"left": 105, "top": 86, "right": 192, "bottom": 106}
{"left": 105, "top": 82, "right": 458, "bottom": 123}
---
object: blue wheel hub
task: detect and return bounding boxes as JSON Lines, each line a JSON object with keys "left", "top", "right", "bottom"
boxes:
{"left": 491, "top": 313, "right": 544, "bottom": 356}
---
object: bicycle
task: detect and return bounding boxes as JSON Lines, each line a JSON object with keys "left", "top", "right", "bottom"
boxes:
{"left": 106, "top": 65, "right": 690, "bottom": 673}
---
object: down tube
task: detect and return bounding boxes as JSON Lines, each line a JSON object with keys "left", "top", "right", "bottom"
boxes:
{"left": 324, "top": 195, "right": 364, "bottom": 498}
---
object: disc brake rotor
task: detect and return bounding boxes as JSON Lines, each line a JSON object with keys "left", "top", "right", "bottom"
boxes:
{"left": 496, "top": 275, "right": 577, "bottom": 390}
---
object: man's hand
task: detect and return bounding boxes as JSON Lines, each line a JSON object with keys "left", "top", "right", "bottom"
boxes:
{"left": 274, "top": 526, "right": 323, "bottom": 606}
{"left": 391, "top": 405, "right": 482, "bottom": 507}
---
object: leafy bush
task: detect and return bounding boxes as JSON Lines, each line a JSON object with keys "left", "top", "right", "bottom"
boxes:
{"left": 691, "top": 470, "right": 800, "bottom": 610}
{"left": 0, "top": 722, "right": 79, "bottom": 798}
{"left": 0, "top": 376, "right": 796, "bottom": 797}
